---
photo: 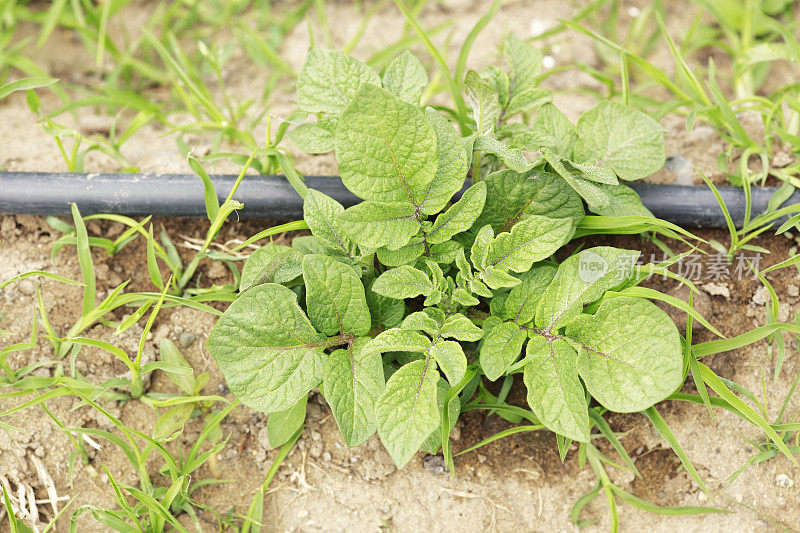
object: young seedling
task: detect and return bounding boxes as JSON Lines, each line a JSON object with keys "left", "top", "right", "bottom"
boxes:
{"left": 208, "top": 43, "right": 703, "bottom": 471}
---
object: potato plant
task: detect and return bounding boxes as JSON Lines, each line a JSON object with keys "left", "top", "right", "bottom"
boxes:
{"left": 207, "top": 37, "right": 684, "bottom": 467}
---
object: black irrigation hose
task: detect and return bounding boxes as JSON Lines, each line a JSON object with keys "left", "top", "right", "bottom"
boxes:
{"left": 0, "top": 172, "right": 796, "bottom": 228}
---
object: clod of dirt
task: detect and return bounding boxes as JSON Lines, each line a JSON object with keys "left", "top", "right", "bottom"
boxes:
{"left": 702, "top": 282, "right": 731, "bottom": 299}
{"left": 752, "top": 285, "right": 770, "bottom": 306}
{"left": 422, "top": 454, "right": 448, "bottom": 475}
{"left": 663, "top": 155, "right": 694, "bottom": 185}
{"left": 17, "top": 279, "right": 35, "bottom": 296}
{"left": 788, "top": 285, "right": 799, "bottom": 297}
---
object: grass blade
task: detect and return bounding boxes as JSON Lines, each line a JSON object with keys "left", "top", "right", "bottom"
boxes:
{"left": 643, "top": 406, "right": 710, "bottom": 496}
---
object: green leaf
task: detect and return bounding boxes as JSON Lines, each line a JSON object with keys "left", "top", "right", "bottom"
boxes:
{"left": 589, "top": 183, "right": 654, "bottom": 218}
{"left": 642, "top": 406, "right": 710, "bottom": 495}
{"left": 154, "top": 404, "right": 193, "bottom": 440}
{"left": 240, "top": 244, "right": 303, "bottom": 291}
{"left": 372, "top": 265, "right": 433, "bottom": 299}
{"left": 469, "top": 224, "right": 494, "bottom": 270}
{"left": 337, "top": 200, "right": 419, "bottom": 250}
{"left": 504, "top": 34, "right": 549, "bottom": 116}
{"left": 292, "top": 235, "right": 333, "bottom": 255}
{"left": 159, "top": 338, "right": 195, "bottom": 395}
{"left": 402, "top": 311, "right": 440, "bottom": 335}
{"left": 439, "top": 313, "right": 483, "bottom": 341}
{"left": 523, "top": 335, "right": 589, "bottom": 442}
{"left": 501, "top": 264, "right": 557, "bottom": 324}
{"left": 303, "top": 188, "right": 352, "bottom": 252}
{"left": 302, "top": 254, "right": 370, "bottom": 336}
{"left": 506, "top": 123, "right": 555, "bottom": 153}
{"left": 288, "top": 116, "right": 337, "bottom": 153}
{"left": 296, "top": 48, "right": 380, "bottom": 114}
{"left": 473, "top": 136, "right": 533, "bottom": 173}
{"left": 428, "top": 240, "right": 463, "bottom": 264}
{"left": 381, "top": 50, "right": 428, "bottom": 104}
{"left": 541, "top": 147, "right": 610, "bottom": 210}
{"left": 365, "top": 328, "right": 431, "bottom": 354}
{"left": 507, "top": 87, "right": 551, "bottom": 117}
{"left": 324, "top": 338, "right": 385, "bottom": 447}
{"left": 569, "top": 159, "right": 619, "bottom": 185}
{"left": 535, "top": 246, "right": 640, "bottom": 329}
{"left": 365, "top": 278, "right": 405, "bottom": 329}
{"left": 430, "top": 341, "right": 467, "bottom": 386}
{"left": 335, "top": 84, "right": 437, "bottom": 203}
{"left": 566, "top": 297, "right": 683, "bottom": 412}
{"left": 574, "top": 101, "right": 665, "bottom": 181}
{"left": 0, "top": 76, "right": 57, "bottom": 100}
{"left": 207, "top": 284, "right": 326, "bottom": 412}
{"left": 452, "top": 287, "right": 480, "bottom": 306}
{"left": 267, "top": 395, "right": 307, "bottom": 448}
{"left": 427, "top": 181, "right": 487, "bottom": 245}
{"left": 476, "top": 169, "right": 584, "bottom": 233}
{"left": 479, "top": 321, "right": 527, "bottom": 380}
{"left": 480, "top": 266, "right": 522, "bottom": 290}
{"left": 465, "top": 70, "right": 501, "bottom": 136}
{"left": 531, "top": 103, "right": 578, "bottom": 157}
{"left": 422, "top": 377, "right": 461, "bottom": 454}
{"left": 484, "top": 215, "right": 572, "bottom": 273}
{"left": 418, "top": 109, "right": 470, "bottom": 215}
{"left": 376, "top": 242, "right": 425, "bottom": 266}
{"left": 187, "top": 156, "right": 220, "bottom": 221}
{"left": 481, "top": 65, "right": 510, "bottom": 108}
{"left": 377, "top": 359, "right": 440, "bottom": 467}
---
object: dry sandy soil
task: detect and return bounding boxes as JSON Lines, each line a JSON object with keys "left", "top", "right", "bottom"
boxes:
{"left": 1, "top": 0, "right": 800, "bottom": 532}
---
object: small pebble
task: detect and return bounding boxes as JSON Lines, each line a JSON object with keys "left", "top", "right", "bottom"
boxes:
{"left": 477, "top": 454, "right": 487, "bottom": 464}
{"left": 776, "top": 473, "right": 794, "bottom": 488}
{"left": 422, "top": 454, "right": 447, "bottom": 475}
{"left": 297, "top": 509, "right": 309, "bottom": 519}
{"left": 752, "top": 286, "right": 770, "bottom": 306}
{"left": 257, "top": 428, "right": 271, "bottom": 450}
{"left": 309, "top": 442, "right": 322, "bottom": 458}
{"left": 788, "top": 285, "right": 799, "bottom": 297}
{"left": 18, "top": 279, "right": 35, "bottom": 295}
{"left": 307, "top": 404, "right": 322, "bottom": 419}
{"left": 179, "top": 332, "right": 198, "bottom": 348}
{"left": 322, "top": 452, "right": 332, "bottom": 462}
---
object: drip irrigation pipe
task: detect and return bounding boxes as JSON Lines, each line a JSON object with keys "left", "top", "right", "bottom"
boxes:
{"left": 0, "top": 172, "right": 796, "bottom": 229}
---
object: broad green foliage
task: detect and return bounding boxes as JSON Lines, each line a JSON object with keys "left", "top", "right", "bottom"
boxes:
{"left": 574, "top": 101, "right": 665, "bottom": 181}
{"left": 302, "top": 254, "right": 370, "bottom": 336}
{"left": 324, "top": 338, "right": 385, "bottom": 447}
{"left": 523, "top": 336, "right": 588, "bottom": 442}
{"left": 208, "top": 42, "right": 683, "bottom": 467}
{"left": 207, "top": 284, "right": 326, "bottom": 413}
{"left": 376, "top": 359, "right": 440, "bottom": 467}
{"left": 382, "top": 50, "right": 428, "bottom": 104}
{"left": 239, "top": 244, "right": 302, "bottom": 291}
{"left": 296, "top": 48, "right": 380, "bottom": 114}
{"left": 566, "top": 297, "right": 683, "bottom": 412}
{"left": 335, "top": 83, "right": 438, "bottom": 203}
